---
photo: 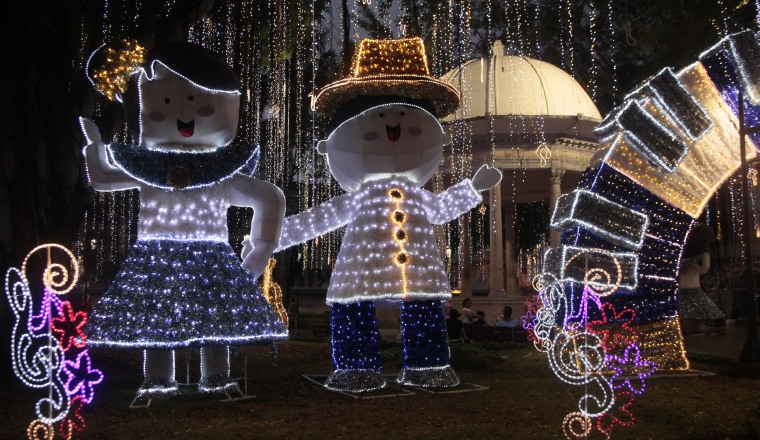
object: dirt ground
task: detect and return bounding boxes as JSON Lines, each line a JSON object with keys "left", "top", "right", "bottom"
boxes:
{"left": 1, "top": 340, "right": 758, "bottom": 439}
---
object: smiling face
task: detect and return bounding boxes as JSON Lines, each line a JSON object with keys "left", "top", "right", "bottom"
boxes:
{"left": 138, "top": 62, "right": 240, "bottom": 150}
{"left": 322, "top": 104, "right": 444, "bottom": 191}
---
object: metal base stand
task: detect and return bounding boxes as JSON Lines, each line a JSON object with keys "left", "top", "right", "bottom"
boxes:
{"left": 129, "top": 394, "right": 152, "bottom": 409}
{"left": 128, "top": 351, "right": 255, "bottom": 407}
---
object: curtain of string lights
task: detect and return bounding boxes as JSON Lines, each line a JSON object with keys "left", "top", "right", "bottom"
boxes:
{"left": 75, "top": 0, "right": 758, "bottom": 314}
{"left": 75, "top": 1, "right": 615, "bottom": 290}
{"left": 66, "top": 0, "right": 759, "bottom": 437}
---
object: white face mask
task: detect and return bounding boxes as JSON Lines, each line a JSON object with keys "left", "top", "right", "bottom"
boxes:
{"left": 322, "top": 103, "right": 444, "bottom": 191}
{"left": 138, "top": 61, "right": 240, "bottom": 151}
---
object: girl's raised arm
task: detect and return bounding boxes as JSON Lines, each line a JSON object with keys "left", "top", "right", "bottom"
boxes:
{"left": 80, "top": 117, "right": 139, "bottom": 192}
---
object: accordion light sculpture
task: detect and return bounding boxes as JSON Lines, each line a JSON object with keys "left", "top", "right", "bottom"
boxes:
{"left": 526, "top": 30, "right": 760, "bottom": 439}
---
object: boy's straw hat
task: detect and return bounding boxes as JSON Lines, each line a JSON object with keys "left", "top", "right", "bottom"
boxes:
{"left": 313, "top": 37, "right": 460, "bottom": 119}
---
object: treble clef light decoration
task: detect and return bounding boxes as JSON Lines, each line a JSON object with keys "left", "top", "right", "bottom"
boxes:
{"left": 535, "top": 143, "right": 552, "bottom": 167}
{"left": 524, "top": 248, "right": 656, "bottom": 439}
{"left": 5, "top": 244, "right": 102, "bottom": 440}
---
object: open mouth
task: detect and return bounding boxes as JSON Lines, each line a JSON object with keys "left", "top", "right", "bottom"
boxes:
{"left": 177, "top": 119, "right": 195, "bottom": 137}
{"left": 386, "top": 124, "right": 401, "bottom": 142}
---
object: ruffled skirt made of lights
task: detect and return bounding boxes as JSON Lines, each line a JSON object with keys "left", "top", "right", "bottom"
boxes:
{"left": 678, "top": 287, "right": 725, "bottom": 320}
{"left": 86, "top": 240, "right": 288, "bottom": 349}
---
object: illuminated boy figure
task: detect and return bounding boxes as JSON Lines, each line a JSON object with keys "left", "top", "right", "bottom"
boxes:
{"left": 81, "top": 42, "right": 286, "bottom": 398}
{"left": 265, "top": 38, "right": 501, "bottom": 391}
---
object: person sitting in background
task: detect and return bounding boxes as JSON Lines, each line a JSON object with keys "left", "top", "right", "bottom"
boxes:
{"left": 474, "top": 310, "right": 488, "bottom": 326}
{"left": 443, "top": 300, "right": 453, "bottom": 319}
{"left": 461, "top": 297, "right": 479, "bottom": 340}
{"left": 678, "top": 224, "right": 724, "bottom": 334}
{"left": 495, "top": 305, "right": 521, "bottom": 328}
{"left": 446, "top": 309, "right": 465, "bottom": 341}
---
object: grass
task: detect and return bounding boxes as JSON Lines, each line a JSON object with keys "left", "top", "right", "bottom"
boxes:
{"left": 0, "top": 340, "right": 758, "bottom": 439}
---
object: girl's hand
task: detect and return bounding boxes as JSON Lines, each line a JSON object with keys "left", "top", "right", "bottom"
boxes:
{"left": 240, "top": 237, "right": 254, "bottom": 260}
{"left": 241, "top": 239, "right": 276, "bottom": 279}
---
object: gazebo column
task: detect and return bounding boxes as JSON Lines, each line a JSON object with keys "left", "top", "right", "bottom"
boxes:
{"left": 488, "top": 181, "right": 505, "bottom": 295}
{"left": 504, "top": 202, "right": 518, "bottom": 294}
{"left": 460, "top": 213, "right": 472, "bottom": 295}
{"left": 548, "top": 168, "right": 565, "bottom": 247}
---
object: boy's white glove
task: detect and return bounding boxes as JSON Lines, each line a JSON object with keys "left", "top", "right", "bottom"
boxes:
{"left": 471, "top": 164, "right": 502, "bottom": 191}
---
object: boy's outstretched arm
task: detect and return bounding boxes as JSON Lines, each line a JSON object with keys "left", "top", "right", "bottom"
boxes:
{"left": 274, "top": 193, "right": 355, "bottom": 252}
{"left": 423, "top": 164, "right": 502, "bottom": 224}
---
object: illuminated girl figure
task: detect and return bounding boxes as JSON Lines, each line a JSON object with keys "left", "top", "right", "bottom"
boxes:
{"left": 81, "top": 42, "right": 286, "bottom": 398}
{"left": 257, "top": 38, "right": 501, "bottom": 391}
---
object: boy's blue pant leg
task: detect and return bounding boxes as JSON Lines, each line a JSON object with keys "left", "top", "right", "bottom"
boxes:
{"left": 325, "top": 301, "right": 385, "bottom": 392}
{"left": 400, "top": 300, "right": 450, "bottom": 367}
{"left": 330, "top": 301, "right": 382, "bottom": 371}
{"left": 397, "top": 300, "right": 460, "bottom": 387}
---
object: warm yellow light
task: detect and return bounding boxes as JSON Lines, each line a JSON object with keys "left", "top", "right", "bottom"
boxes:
{"left": 92, "top": 40, "right": 145, "bottom": 101}
{"left": 388, "top": 188, "right": 404, "bottom": 200}
{"left": 352, "top": 37, "right": 430, "bottom": 77}
{"left": 21, "top": 244, "right": 79, "bottom": 296}
{"left": 26, "top": 419, "right": 55, "bottom": 440}
{"left": 606, "top": 317, "right": 689, "bottom": 372}
{"left": 260, "top": 258, "right": 288, "bottom": 327}
{"left": 388, "top": 189, "right": 410, "bottom": 294}
{"left": 592, "top": 62, "right": 758, "bottom": 218}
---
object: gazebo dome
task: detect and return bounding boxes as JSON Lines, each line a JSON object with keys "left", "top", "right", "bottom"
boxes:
{"left": 434, "top": 42, "right": 605, "bottom": 301}
{"left": 440, "top": 41, "right": 602, "bottom": 127}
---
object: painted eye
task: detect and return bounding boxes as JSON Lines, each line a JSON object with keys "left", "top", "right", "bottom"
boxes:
{"left": 164, "top": 98, "right": 171, "bottom": 104}
{"left": 400, "top": 111, "right": 405, "bottom": 116}
{"left": 188, "top": 95, "right": 194, "bottom": 101}
{"left": 379, "top": 112, "right": 384, "bottom": 117}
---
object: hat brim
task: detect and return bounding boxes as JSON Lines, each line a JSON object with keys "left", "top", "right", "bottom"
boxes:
{"left": 314, "top": 75, "right": 461, "bottom": 120}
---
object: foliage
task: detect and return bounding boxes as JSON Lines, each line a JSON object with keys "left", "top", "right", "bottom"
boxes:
{"left": 516, "top": 201, "right": 550, "bottom": 251}
{"left": 469, "top": 339, "right": 524, "bottom": 351}
{"left": 449, "top": 341, "right": 508, "bottom": 369}
{"left": 380, "top": 341, "right": 404, "bottom": 369}
{"left": 378, "top": 340, "right": 507, "bottom": 370}
{"left": 354, "top": 0, "right": 758, "bottom": 115}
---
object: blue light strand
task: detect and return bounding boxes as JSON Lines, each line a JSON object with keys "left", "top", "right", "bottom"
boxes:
{"left": 400, "top": 300, "right": 450, "bottom": 368}
{"left": 564, "top": 164, "right": 692, "bottom": 323}
{"left": 325, "top": 301, "right": 386, "bottom": 392}
{"left": 396, "top": 300, "right": 459, "bottom": 388}
{"left": 329, "top": 301, "right": 382, "bottom": 372}
{"left": 108, "top": 143, "right": 259, "bottom": 190}
{"left": 700, "top": 35, "right": 760, "bottom": 149}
